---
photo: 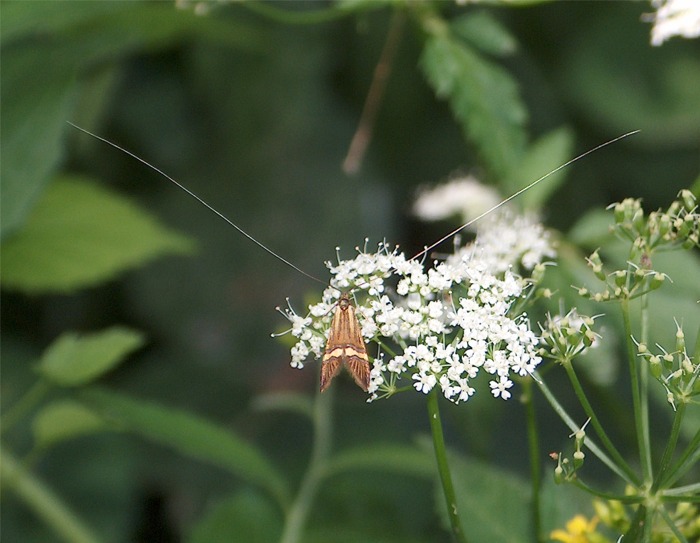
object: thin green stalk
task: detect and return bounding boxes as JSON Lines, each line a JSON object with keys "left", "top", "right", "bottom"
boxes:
{"left": 652, "top": 400, "right": 686, "bottom": 492}
{"left": 561, "top": 361, "right": 639, "bottom": 484}
{"left": 659, "top": 427, "right": 700, "bottom": 488}
{"left": 533, "top": 372, "right": 633, "bottom": 484}
{"left": 522, "top": 379, "right": 543, "bottom": 542}
{"left": 242, "top": 1, "right": 350, "bottom": 24}
{"left": 638, "top": 293, "right": 653, "bottom": 483}
{"left": 1, "top": 381, "right": 51, "bottom": 435}
{"left": 427, "top": 389, "right": 468, "bottom": 543}
{"left": 279, "top": 386, "right": 334, "bottom": 543}
{"left": 621, "top": 299, "right": 652, "bottom": 484}
{"left": 661, "top": 483, "right": 700, "bottom": 500}
{"left": 658, "top": 506, "right": 689, "bottom": 543}
{"left": 0, "top": 445, "right": 101, "bottom": 543}
{"left": 568, "top": 478, "right": 644, "bottom": 503}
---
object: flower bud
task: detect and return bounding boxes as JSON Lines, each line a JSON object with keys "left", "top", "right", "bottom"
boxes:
{"left": 649, "top": 272, "right": 665, "bottom": 290}
{"left": 676, "top": 327, "right": 685, "bottom": 352}
{"left": 588, "top": 251, "right": 605, "bottom": 281}
{"left": 679, "top": 189, "right": 696, "bottom": 212}
{"left": 613, "top": 202, "right": 626, "bottom": 223}
{"left": 649, "top": 356, "right": 662, "bottom": 379}
{"left": 659, "top": 213, "right": 672, "bottom": 236}
{"left": 632, "top": 208, "right": 645, "bottom": 232}
{"left": 554, "top": 465, "right": 564, "bottom": 484}
{"left": 613, "top": 270, "right": 627, "bottom": 287}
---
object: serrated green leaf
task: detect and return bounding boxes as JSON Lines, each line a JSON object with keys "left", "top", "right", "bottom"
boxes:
{"left": 326, "top": 443, "right": 435, "bottom": 479}
{"left": 510, "top": 127, "right": 574, "bottom": 209}
{"left": 37, "top": 327, "right": 145, "bottom": 387}
{"left": 1, "top": 176, "right": 194, "bottom": 294}
{"left": 450, "top": 11, "right": 518, "bottom": 57}
{"left": 420, "top": 34, "right": 527, "bottom": 178}
{"left": 188, "top": 491, "right": 281, "bottom": 543}
{"left": 33, "top": 400, "right": 106, "bottom": 449}
{"left": 79, "top": 388, "right": 290, "bottom": 508}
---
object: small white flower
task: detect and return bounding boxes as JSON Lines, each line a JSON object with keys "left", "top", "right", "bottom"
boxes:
{"left": 413, "top": 176, "right": 502, "bottom": 224}
{"left": 280, "top": 234, "right": 543, "bottom": 404}
{"left": 489, "top": 376, "right": 514, "bottom": 400}
{"left": 649, "top": 0, "right": 700, "bottom": 46}
{"left": 414, "top": 371, "right": 437, "bottom": 393}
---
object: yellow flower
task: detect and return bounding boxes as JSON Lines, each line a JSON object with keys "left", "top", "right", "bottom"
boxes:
{"left": 550, "top": 515, "right": 600, "bottom": 543}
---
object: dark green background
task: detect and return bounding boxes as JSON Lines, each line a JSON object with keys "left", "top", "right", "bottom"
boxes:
{"left": 2, "top": 1, "right": 698, "bottom": 541}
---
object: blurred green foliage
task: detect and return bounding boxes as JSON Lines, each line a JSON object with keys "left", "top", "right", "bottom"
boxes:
{"left": 1, "top": 1, "right": 698, "bottom": 542}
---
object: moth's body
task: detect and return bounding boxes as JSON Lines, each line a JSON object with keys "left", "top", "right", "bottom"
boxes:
{"left": 320, "top": 293, "right": 370, "bottom": 392}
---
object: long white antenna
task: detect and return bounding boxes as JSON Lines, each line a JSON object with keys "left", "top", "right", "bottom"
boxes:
{"left": 67, "top": 122, "right": 326, "bottom": 286}
{"left": 69, "top": 122, "right": 639, "bottom": 279}
{"left": 410, "top": 130, "right": 641, "bottom": 261}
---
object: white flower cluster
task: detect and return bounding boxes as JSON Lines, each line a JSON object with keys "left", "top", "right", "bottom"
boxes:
{"left": 279, "top": 216, "right": 552, "bottom": 403}
{"left": 649, "top": 0, "right": 700, "bottom": 46}
{"left": 448, "top": 211, "right": 556, "bottom": 273}
{"left": 413, "top": 176, "right": 502, "bottom": 225}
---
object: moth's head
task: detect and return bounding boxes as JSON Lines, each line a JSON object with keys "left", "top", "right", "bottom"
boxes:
{"left": 338, "top": 293, "right": 352, "bottom": 310}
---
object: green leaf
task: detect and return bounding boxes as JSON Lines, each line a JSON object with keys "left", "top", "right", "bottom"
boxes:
{"left": 1, "top": 2, "right": 262, "bottom": 240}
{"left": 37, "top": 327, "right": 145, "bottom": 387}
{"left": 0, "top": 176, "right": 194, "bottom": 294}
{"left": 33, "top": 400, "right": 106, "bottom": 449}
{"left": 419, "top": 438, "right": 531, "bottom": 543}
{"left": 420, "top": 33, "right": 527, "bottom": 178}
{"left": 450, "top": 11, "right": 518, "bottom": 57}
{"left": 79, "top": 388, "right": 290, "bottom": 508}
{"left": 0, "top": 43, "right": 76, "bottom": 239}
{"left": 325, "top": 443, "right": 435, "bottom": 479}
{"left": 509, "top": 127, "right": 574, "bottom": 209}
{"left": 188, "top": 491, "right": 281, "bottom": 543}
{"left": 539, "top": 475, "right": 594, "bottom": 537}
{"left": 251, "top": 391, "right": 314, "bottom": 419}
{"left": 567, "top": 208, "right": 614, "bottom": 247}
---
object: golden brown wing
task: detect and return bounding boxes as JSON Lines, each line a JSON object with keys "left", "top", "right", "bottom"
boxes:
{"left": 320, "top": 293, "right": 370, "bottom": 392}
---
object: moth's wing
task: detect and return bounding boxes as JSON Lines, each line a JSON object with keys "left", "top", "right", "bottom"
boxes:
{"left": 320, "top": 305, "right": 345, "bottom": 392}
{"left": 320, "top": 356, "right": 342, "bottom": 392}
{"left": 324, "top": 303, "right": 346, "bottom": 346}
{"left": 345, "top": 356, "right": 370, "bottom": 391}
{"left": 321, "top": 297, "right": 370, "bottom": 392}
{"left": 342, "top": 303, "right": 370, "bottom": 391}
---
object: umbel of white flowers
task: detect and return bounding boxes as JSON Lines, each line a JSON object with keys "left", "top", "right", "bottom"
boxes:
{"left": 279, "top": 211, "right": 555, "bottom": 404}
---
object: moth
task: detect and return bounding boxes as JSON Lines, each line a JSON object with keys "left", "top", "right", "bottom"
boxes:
{"left": 320, "top": 293, "right": 370, "bottom": 392}
{"left": 67, "top": 122, "right": 637, "bottom": 393}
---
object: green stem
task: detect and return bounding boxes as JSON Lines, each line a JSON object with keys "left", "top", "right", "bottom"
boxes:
{"left": 659, "top": 426, "right": 700, "bottom": 488}
{"left": 658, "top": 506, "right": 689, "bottom": 543}
{"left": 427, "top": 389, "right": 468, "bottom": 543}
{"left": 242, "top": 0, "right": 351, "bottom": 24}
{"left": 1, "top": 380, "right": 52, "bottom": 435}
{"left": 568, "top": 478, "right": 644, "bottom": 503}
{"left": 621, "top": 299, "right": 652, "bottom": 484}
{"left": 279, "top": 386, "right": 334, "bottom": 543}
{"left": 652, "top": 400, "right": 686, "bottom": 492}
{"left": 561, "top": 361, "right": 639, "bottom": 485}
{"left": 661, "top": 483, "right": 700, "bottom": 500}
{"left": 0, "top": 445, "right": 102, "bottom": 543}
{"left": 522, "top": 379, "right": 543, "bottom": 542}
{"left": 638, "top": 293, "right": 653, "bottom": 484}
{"left": 533, "top": 372, "right": 633, "bottom": 483}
